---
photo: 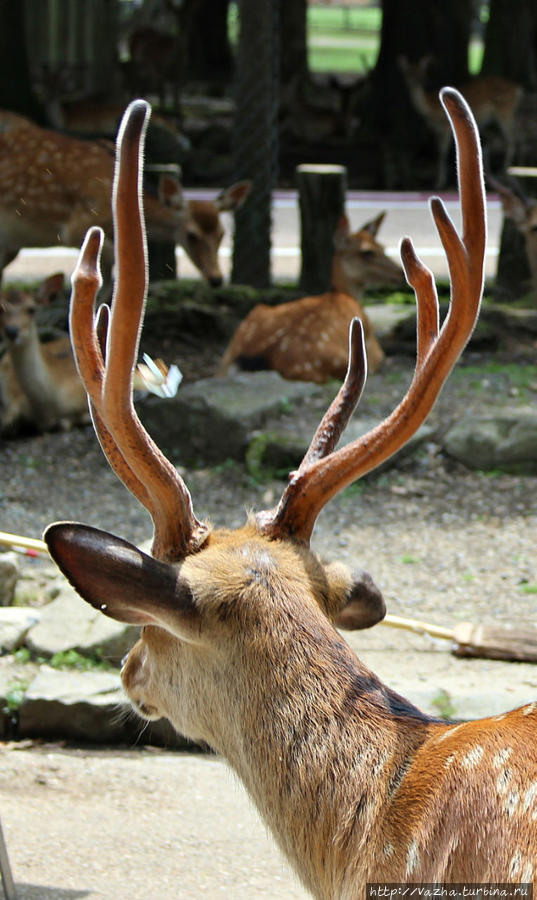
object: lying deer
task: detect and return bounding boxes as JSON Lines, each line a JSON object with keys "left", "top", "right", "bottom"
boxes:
{"left": 0, "top": 109, "right": 250, "bottom": 289}
{"left": 219, "top": 212, "right": 402, "bottom": 381}
{"left": 0, "top": 273, "right": 89, "bottom": 434}
{"left": 44, "top": 94, "right": 537, "bottom": 894}
{"left": 398, "top": 56, "right": 522, "bottom": 189}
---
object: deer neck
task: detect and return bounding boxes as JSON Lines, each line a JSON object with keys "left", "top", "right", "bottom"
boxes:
{"left": 206, "top": 608, "right": 433, "bottom": 895}
{"left": 331, "top": 254, "right": 364, "bottom": 302}
{"left": 8, "top": 328, "right": 61, "bottom": 427}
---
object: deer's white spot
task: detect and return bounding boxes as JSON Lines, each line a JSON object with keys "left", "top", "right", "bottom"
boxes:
{"left": 462, "top": 745, "right": 484, "bottom": 769}
{"left": 496, "top": 768, "right": 513, "bottom": 796}
{"left": 405, "top": 839, "right": 420, "bottom": 876}
{"left": 493, "top": 748, "right": 513, "bottom": 769}
{"left": 509, "top": 851, "right": 522, "bottom": 878}
{"left": 522, "top": 702, "right": 537, "bottom": 716}
{"left": 383, "top": 842, "right": 395, "bottom": 859}
{"left": 523, "top": 782, "right": 537, "bottom": 813}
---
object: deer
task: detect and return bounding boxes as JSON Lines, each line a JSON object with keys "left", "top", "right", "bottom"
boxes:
{"left": 398, "top": 56, "right": 522, "bottom": 189}
{"left": 0, "top": 273, "right": 89, "bottom": 434}
{"left": 219, "top": 212, "right": 403, "bottom": 381}
{"left": 486, "top": 171, "right": 537, "bottom": 303}
{"left": 43, "top": 93, "right": 537, "bottom": 896}
{"left": 0, "top": 274, "right": 176, "bottom": 435}
{"left": 0, "top": 109, "right": 250, "bottom": 290}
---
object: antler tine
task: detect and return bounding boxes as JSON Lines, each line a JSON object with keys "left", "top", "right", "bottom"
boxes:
{"left": 299, "top": 318, "right": 367, "bottom": 469}
{"left": 70, "top": 100, "right": 209, "bottom": 562}
{"left": 257, "top": 87, "right": 485, "bottom": 544}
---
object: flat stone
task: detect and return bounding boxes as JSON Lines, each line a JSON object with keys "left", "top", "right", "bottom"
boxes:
{"left": 443, "top": 410, "right": 537, "bottom": 473}
{"left": 0, "top": 552, "right": 20, "bottom": 606}
{"left": 25, "top": 580, "right": 140, "bottom": 665}
{"left": 0, "top": 607, "right": 40, "bottom": 652}
{"left": 137, "top": 371, "right": 320, "bottom": 463}
{"left": 17, "top": 666, "right": 192, "bottom": 747}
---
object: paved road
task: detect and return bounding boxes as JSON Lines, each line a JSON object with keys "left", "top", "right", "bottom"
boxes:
{"left": 3, "top": 190, "right": 502, "bottom": 286}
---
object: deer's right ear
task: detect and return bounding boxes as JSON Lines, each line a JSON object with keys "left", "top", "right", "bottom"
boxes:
{"left": 44, "top": 523, "right": 201, "bottom": 640}
{"left": 327, "top": 564, "right": 386, "bottom": 631}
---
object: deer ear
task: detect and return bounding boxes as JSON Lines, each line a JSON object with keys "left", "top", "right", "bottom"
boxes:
{"left": 360, "top": 211, "right": 386, "bottom": 238}
{"left": 36, "top": 272, "right": 65, "bottom": 304}
{"left": 43, "top": 522, "right": 201, "bottom": 640}
{"left": 158, "top": 174, "right": 185, "bottom": 211}
{"left": 216, "top": 180, "right": 251, "bottom": 212}
{"left": 333, "top": 214, "right": 351, "bottom": 249}
{"left": 332, "top": 568, "right": 386, "bottom": 631}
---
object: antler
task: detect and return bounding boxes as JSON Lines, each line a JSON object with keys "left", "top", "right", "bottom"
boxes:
{"left": 69, "top": 100, "right": 209, "bottom": 563}
{"left": 256, "top": 88, "right": 486, "bottom": 544}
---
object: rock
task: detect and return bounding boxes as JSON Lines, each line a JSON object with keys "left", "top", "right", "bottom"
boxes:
{"left": 25, "top": 579, "right": 139, "bottom": 665}
{"left": 247, "top": 416, "right": 436, "bottom": 479}
{"left": 0, "top": 552, "right": 20, "bottom": 606}
{"left": 443, "top": 411, "right": 537, "bottom": 473}
{"left": 138, "top": 371, "right": 320, "bottom": 463}
{"left": 0, "top": 607, "right": 40, "bottom": 652}
{"left": 17, "top": 666, "right": 192, "bottom": 747}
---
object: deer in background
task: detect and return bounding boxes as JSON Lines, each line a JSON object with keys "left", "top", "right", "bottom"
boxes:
{"left": 398, "top": 56, "right": 522, "bottom": 189}
{"left": 219, "top": 212, "right": 402, "bottom": 382}
{"left": 44, "top": 95, "right": 536, "bottom": 895}
{"left": 487, "top": 171, "right": 537, "bottom": 303}
{"left": 0, "top": 273, "right": 89, "bottom": 434}
{"left": 0, "top": 110, "right": 250, "bottom": 290}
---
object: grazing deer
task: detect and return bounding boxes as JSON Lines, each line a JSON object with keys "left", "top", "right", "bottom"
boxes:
{"left": 487, "top": 171, "right": 537, "bottom": 303}
{"left": 0, "top": 273, "right": 89, "bottom": 434}
{"left": 44, "top": 94, "right": 537, "bottom": 895}
{"left": 219, "top": 212, "right": 402, "bottom": 381}
{"left": 398, "top": 56, "right": 522, "bottom": 189}
{"left": 0, "top": 109, "right": 250, "bottom": 289}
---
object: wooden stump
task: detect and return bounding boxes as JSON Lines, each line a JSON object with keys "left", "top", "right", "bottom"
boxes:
{"left": 296, "top": 164, "right": 347, "bottom": 295}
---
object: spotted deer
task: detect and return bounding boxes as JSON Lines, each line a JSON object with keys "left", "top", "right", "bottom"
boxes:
{"left": 0, "top": 110, "right": 250, "bottom": 289}
{"left": 398, "top": 56, "right": 522, "bottom": 189}
{"left": 0, "top": 273, "right": 89, "bottom": 433}
{"left": 44, "top": 93, "right": 537, "bottom": 896}
{"left": 219, "top": 212, "right": 402, "bottom": 381}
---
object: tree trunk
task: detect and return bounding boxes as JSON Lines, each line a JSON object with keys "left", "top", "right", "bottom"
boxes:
{"left": 186, "top": 0, "right": 234, "bottom": 88}
{"left": 481, "top": 0, "right": 537, "bottom": 89}
{"left": 280, "top": 0, "right": 308, "bottom": 87}
{"left": 364, "top": 0, "right": 473, "bottom": 188}
{"left": 0, "top": 0, "right": 45, "bottom": 122}
{"left": 231, "top": 0, "right": 279, "bottom": 288}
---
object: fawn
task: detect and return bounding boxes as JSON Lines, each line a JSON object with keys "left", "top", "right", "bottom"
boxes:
{"left": 219, "top": 212, "right": 402, "bottom": 381}
{"left": 0, "top": 273, "right": 89, "bottom": 434}
{"left": 45, "top": 93, "right": 536, "bottom": 896}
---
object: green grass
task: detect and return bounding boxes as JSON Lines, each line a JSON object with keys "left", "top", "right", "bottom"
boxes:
{"left": 230, "top": 2, "right": 485, "bottom": 75}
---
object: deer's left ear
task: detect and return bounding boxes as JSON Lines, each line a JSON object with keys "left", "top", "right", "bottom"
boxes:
{"left": 44, "top": 522, "right": 201, "bottom": 641}
{"left": 361, "top": 210, "right": 386, "bottom": 238}
{"left": 325, "top": 562, "right": 386, "bottom": 630}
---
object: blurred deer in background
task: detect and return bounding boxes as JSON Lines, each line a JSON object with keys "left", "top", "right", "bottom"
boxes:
{"left": 219, "top": 212, "right": 402, "bottom": 381}
{"left": 0, "top": 273, "right": 88, "bottom": 434}
{"left": 45, "top": 94, "right": 536, "bottom": 896}
{"left": 398, "top": 56, "right": 522, "bottom": 189}
{"left": 0, "top": 110, "right": 249, "bottom": 290}
{"left": 487, "top": 171, "right": 537, "bottom": 303}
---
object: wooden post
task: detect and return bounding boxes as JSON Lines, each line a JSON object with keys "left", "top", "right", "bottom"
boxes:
{"left": 297, "top": 164, "right": 347, "bottom": 294}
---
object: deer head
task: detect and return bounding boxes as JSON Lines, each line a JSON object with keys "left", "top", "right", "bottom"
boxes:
{"left": 41, "top": 93, "right": 510, "bottom": 891}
